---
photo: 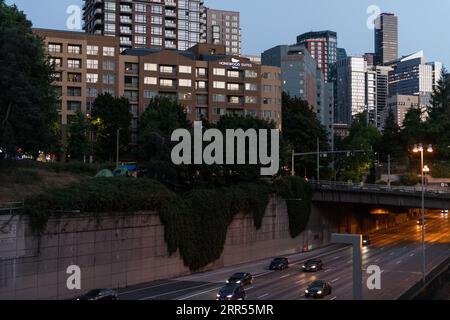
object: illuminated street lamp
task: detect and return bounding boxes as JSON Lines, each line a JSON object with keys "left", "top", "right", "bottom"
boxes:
{"left": 412, "top": 143, "right": 433, "bottom": 287}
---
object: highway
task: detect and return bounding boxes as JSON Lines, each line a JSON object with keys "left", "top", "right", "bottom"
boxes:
{"left": 118, "top": 212, "right": 450, "bottom": 300}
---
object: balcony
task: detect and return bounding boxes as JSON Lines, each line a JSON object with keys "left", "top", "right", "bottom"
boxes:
{"left": 165, "top": 10, "right": 176, "bottom": 18}
{"left": 165, "top": 0, "right": 177, "bottom": 8}
{"left": 165, "top": 32, "right": 176, "bottom": 39}
{"left": 165, "top": 21, "right": 176, "bottom": 29}
{"left": 120, "top": 17, "right": 132, "bottom": 24}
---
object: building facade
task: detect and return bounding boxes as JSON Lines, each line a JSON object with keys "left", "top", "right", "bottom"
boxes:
{"left": 296, "top": 30, "right": 337, "bottom": 82}
{"left": 386, "top": 94, "right": 419, "bottom": 128}
{"left": 375, "top": 65, "right": 393, "bottom": 129}
{"left": 35, "top": 29, "right": 282, "bottom": 142}
{"left": 83, "top": 0, "right": 207, "bottom": 52}
{"left": 374, "top": 13, "right": 398, "bottom": 65}
{"left": 205, "top": 8, "right": 241, "bottom": 56}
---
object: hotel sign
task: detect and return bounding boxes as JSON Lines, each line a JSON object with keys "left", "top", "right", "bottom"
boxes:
{"left": 219, "top": 58, "right": 252, "bottom": 70}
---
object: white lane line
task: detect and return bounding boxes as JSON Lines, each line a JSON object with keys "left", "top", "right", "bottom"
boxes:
{"left": 258, "top": 293, "right": 269, "bottom": 299}
{"left": 332, "top": 256, "right": 341, "bottom": 260}
{"left": 255, "top": 271, "right": 274, "bottom": 278}
{"left": 120, "top": 282, "right": 179, "bottom": 295}
{"left": 179, "top": 286, "right": 223, "bottom": 300}
{"left": 396, "top": 261, "right": 402, "bottom": 265}
{"left": 296, "top": 280, "right": 304, "bottom": 284}
{"left": 139, "top": 283, "right": 215, "bottom": 300}
{"left": 324, "top": 268, "right": 332, "bottom": 273}
{"left": 330, "top": 296, "right": 337, "bottom": 300}
{"left": 331, "top": 278, "right": 340, "bottom": 283}
{"left": 247, "top": 286, "right": 255, "bottom": 291}
{"left": 280, "top": 274, "right": 292, "bottom": 279}
{"left": 375, "top": 258, "right": 380, "bottom": 263}
{"left": 410, "top": 253, "right": 415, "bottom": 257}
{"left": 390, "top": 252, "right": 395, "bottom": 256}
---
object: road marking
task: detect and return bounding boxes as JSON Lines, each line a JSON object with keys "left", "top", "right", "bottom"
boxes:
{"left": 331, "top": 278, "right": 340, "bottom": 283}
{"left": 247, "top": 286, "right": 255, "bottom": 291}
{"left": 120, "top": 281, "right": 183, "bottom": 295}
{"left": 330, "top": 296, "right": 337, "bottom": 300}
{"left": 258, "top": 293, "right": 269, "bottom": 299}
{"left": 139, "top": 283, "right": 216, "bottom": 300}
{"left": 390, "top": 252, "right": 395, "bottom": 256}
{"left": 410, "top": 253, "right": 415, "bottom": 257}
{"left": 280, "top": 274, "right": 292, "bottom": 279}
{"left": 375, "top": 258, "right": 380, "bottom": 263}
{"left": 324, "top": 268, "right": 332, "bottom": 273}
{"left": 396, "top": 261, "right": 402, "bottom": 265}
{"left": 179, "top": 286, "right": 223, "bottom": 300}
{"left": 333, "top": 256, "right": 341, "bottom": 260}
{"left": 255, "top": 271, "right": 273, "bottom": 278}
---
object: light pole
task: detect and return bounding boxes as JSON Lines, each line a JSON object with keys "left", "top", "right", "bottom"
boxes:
{"left": 116, "top": 128, "right": 122, "bottom": 168}
{"left": 412, "top": 143, "right": 433, "bottom": 287}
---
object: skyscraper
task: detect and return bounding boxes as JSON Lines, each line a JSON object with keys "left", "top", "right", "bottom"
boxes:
{"left": 374, "top": 13, "right": 398, "bottom": 65}
{"left": 296, "top": 30, "right": 337, "bottom": 82}
{"left": 83, "top": 0, "right": 207, "bottom": 52}
{"left": 205, "top": 8, "right": 241, "bottom": 56}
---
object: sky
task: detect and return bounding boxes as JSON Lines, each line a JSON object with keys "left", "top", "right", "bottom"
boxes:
{"left": 6, "top": 0, "right": 450, "bottom": 66}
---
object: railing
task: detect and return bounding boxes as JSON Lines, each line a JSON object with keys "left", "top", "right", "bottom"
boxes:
{"left": 312, "top": 180, "right": 450, "bottom": 196}
{"left": 0, "top": 201, "right": 24, "bottom": 215}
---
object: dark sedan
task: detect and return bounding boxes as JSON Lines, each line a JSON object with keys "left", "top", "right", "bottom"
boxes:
{"left": 302, "top": 259, "right": 323, "bottom": 272}
{"left": 269, "top": 257, "right": 289, "bottom": 270}
{"left": 305, "top": 281, "right": 332, "bottom": 299}
{"left": 226, "top": 272, "right": 253, "bottom": 286}
{"left": 216, "top": 283, "right": 246, "bottom": 300}
{"left": 363, "top": 235, "right": 371, "bottom": 246}
{"left": 76, "top": 289, "right": 118, "bottom": 300}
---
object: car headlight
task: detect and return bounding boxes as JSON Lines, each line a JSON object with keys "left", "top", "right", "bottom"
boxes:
{"left": 317, "top": 291, "right": 322, "bottom": 295}
{"left": 236, "top": 280, "right": 241, "bottom": 283}
{"left": 226, "top": 295, "right": 233, "bottom": 298}
{"left": 305, "top": 290, "right": 309, "bottom": 293}
{"left": 302, "top": 265, "right": 305, "bottom": 268}
{"left": 311, "top": 266, "right": 316, "bottom": 268}
{"left": 226, "top": 280, "right": 229, "bottom": 283}
{"left": 216, "top": 294, "right": 220, "bottom": 297}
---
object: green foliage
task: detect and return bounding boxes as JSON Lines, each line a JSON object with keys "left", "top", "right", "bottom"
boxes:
{"left": 0, "top": 167, "right": 42, "bottom": 185}
{"left": 429, "top": 162, "right": 450, "bottom": 178}
{"left": 23, "top": 176, "right": 312, "bottom": 271}
{"left": 91, "top": 94, "right": 132, "bottom": 161}
{"left": 67, "top": 111, "right": 90, "bottom": 160}
{"left": 400, "top": 173, "right": 421, "bottom": 186}
{"left": 400, "top": 107, "right": 427, "bottom": 154}
{"left": 281, "top": 93, "right": 330, "bottom": 179}
{"left": 379, "top": 108, "right": 403, "bottom": 161}
{"left": 275, "top": 176, "right": 312, "bottom": 238}
{"left": 0, "top": 1, "right": 59, "bottom": 158}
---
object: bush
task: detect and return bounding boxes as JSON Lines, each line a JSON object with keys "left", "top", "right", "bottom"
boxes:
{"left": 400, "top": 173, "right": 421, "bottom": 186}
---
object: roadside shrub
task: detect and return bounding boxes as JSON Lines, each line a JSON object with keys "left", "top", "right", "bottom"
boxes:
{"left": 400, "top": 173, "right": 421, "bottom": 186}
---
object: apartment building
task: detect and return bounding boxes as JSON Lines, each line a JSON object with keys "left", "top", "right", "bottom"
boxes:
{"left": 83, "top": 0, "right": 207, "bottom": 52}
{"left": 35, "top": 29, "right": 282, "bottom": 139}
{"left": 205, "top": 8, "right": 241, "bottom": 56}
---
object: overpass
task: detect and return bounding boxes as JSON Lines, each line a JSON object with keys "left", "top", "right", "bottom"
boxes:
{"left": 312, "top": 181, "right": 450, "bottom": 209}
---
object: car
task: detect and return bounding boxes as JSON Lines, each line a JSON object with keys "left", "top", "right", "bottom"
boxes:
{"left": 302, "top": 259, "right": 323, "bottom": 272}
{"left": 362, "top": 235, "right": 371, "bottom": 246}
{"left": 305, "top": 280, "right": 332, "bottom": 299}
{"left": 417, "top": 219, "right": 425, "bottom": 226}
{"left": 216, "top": 283, "right": 246, "bottom": 300}
{"left": 269, "top": 257, "right": 289, "bottom": 270}
{"left": 76, "top": 289, "right": 118, "bottom": 300}
{"left": 441, "top": 210, "right": 449, "bottom": 217}
{"left": 226, "top": 272, "right": 253, "bottom": 286}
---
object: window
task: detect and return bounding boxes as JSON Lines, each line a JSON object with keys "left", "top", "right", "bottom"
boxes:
{"left": 143, "top": 90, "right": 156, "bottom": 99}
{"left": 67, "top": 101, "right": 81, "bottom": 112}
{"left": 105, "top": 23, "right": 116, "bottom": 33}
{"left": 179, "top": 79, "right": 192, "bottom": 87}
{"left": 245, "top": 70, "right": 257, "bottom": 78}
{"left": 142, "top": 63, "right": 157, "bottom": 72}
{"left": 151, "top": 5, "right": 163, "bottom": 14}
{"left": 151, "top": 37, "right": 162, "bottom": 46}
{"left": 263, "top": 85, "right": 273, "bottom": 92}
{"left": 87, "top": 59, "right": 98, "bottom": 69}
{"left": 50, "top": 57, "right": 62, "bottom": 67}
{"left": 160, "top": 65, "right": 174, "bottom": 73}
{"left": 151, "top": 26, "right": 162, "bottom": 35}
{"left": 196, "top": 68, "right": 207, "bottom": 77}
{"left": 103, "top": 74, "right": 115, "bottom": 85}
{"left": 125, "top": 76, "right": 139, "bottom": 87}
{"left": 227, "top": 70, "right": 240, "bottom": 78}
{"left": 196, "top": 81, "right": 207, "bottom": 90}
{"left": 213, "top": 81, "right": 226, "bottom": 89}
{"left": 263, "top": 98, "right": 272, "bottom": 105}
{"left": 214, "top": 108, "right": 225, "bottom": 116}
{"left": 160, "top": 79, "right": 174, "bottom": 87}
{"left": 245, "top": 96, "right": 257, "bottom": 104}
{"left": 68, "top": 59, "right": 81, "bottom": 69}
{"left": 87, "top": 87, "right": 98, "bottom": 97}
{"left": 227, "top": 83, "right": 240, "bottom": 91}
{"left": 48, "top": 43, "right": 62, "bottom": 53}
{"left": 68, "top": 45, "right": 81, "bottom": 54}
{"left": 135, "top": 3, "right": 146, "bottom": 12}
{"left": 86, "top": 73, "right": 98, "bottom": 83}
{"left": 213, "top": 94, "right": 226, "bottom": 102}
{"left": 245, "top": 83, "right": 257, "bottom": 91}
{"left": 144, "top": 77, "right": 157, "bottom": 85}
{"left": 151, "top": 16, "right": 162, "bottom": 24}
{"left": 135, "top": 25, "right": 146, "bottom": 34}
{"left": 179, "top": 92, "right": 192, "bottom": 101}
{"left": 52, "top": 72, "right": 62, "bottom": 82}
{"left": 67, "top": 73, "right": 82, "bottom": 82}
{"left": 135, "top": 36, "right": 146, "bottom": 45}
{"left": 125, "top": 62, "right": 139, "bottom": 73}
{"left": 103, "top": 60, "right": 115, "bottom": 70}
{"left": 213, "top": 68, "right": 226, "bottom": 76}
{"left": 179, "top": 65, "right": 192, "bottom": 74}
{"left": 103, "top": 47, "right": 115, "bottom": 56}
{"left": 87, "top": 45, "right": 98, "bottom": 55}
{"left": 105, "top": 2, "right": 115, "bottom": 10}
{"left": 67, "top": 87, "right": 82, "bottom": 97}
{"left": 103, "top": 88, "right": 115, "bottom": 96}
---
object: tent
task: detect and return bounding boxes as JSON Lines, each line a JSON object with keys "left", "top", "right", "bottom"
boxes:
{"left": 95, "top": 169, "right": 114, "bottom": 178}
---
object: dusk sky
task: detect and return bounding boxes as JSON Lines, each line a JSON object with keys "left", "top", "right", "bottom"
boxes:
{"left": 6, "top": 0, "right": 450, "bottom": 66}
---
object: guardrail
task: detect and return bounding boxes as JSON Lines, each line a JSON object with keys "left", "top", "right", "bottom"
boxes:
{"left": 311, "top": 181, "right": 450, "bottom": 196}
{"left": 0, "top": 201, "right": 24, "bottom": 215}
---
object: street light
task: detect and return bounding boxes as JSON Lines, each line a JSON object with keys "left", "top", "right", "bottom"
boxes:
{"left": 412, "top": 143, "right": 433, "bottom": 287}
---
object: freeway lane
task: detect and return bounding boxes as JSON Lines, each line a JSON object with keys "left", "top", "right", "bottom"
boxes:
{"left": 119, "top": 213, "right": 450, "bottom": 300}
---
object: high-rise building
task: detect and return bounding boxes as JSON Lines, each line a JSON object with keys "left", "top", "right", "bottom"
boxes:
{"left": 427, "top": 61, "right": 443, "bottom": 91}
{"left": 375, "top": 65, "right": 393, "bottom": 129}
{"left": 387, "top": 51, "right": 433, "bottom": 96}
{"left": 386, "top": 94, "right": 420, "bottom": 128}
{"left": 374, "top": 13, "right": 398, "bottom": 65}
{"left": 296, "top": 30, "right": 337, "bottom": 82}
{"left": 83, "top": 0, "right": 207, "bottom": 52}
{"left": 336, "top": 48, "right": 347, "bottom": 62}
{"left": 336, "top": 57, "right": 369, "bottom": 125}
{"left": 205, "top": 8, "right": 241, "bottom": 56}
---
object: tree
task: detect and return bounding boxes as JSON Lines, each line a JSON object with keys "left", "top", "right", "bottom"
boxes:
{"left": 281, "top": 93, "right": 330, "bottom": 179}
{"left": 0, "top": 0, "right": 59, "bottom": 159}
{"left": 378, "top": 108, "right": 403, "bottom": 161}
{"left": 66, "top": 111, "right": 90, "bottom": 160}
{"left": 401, "top": 106, "right": 426, "bottom": 152}
{"left": 91, "top": 94, "right": 132, "bottom": 161}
